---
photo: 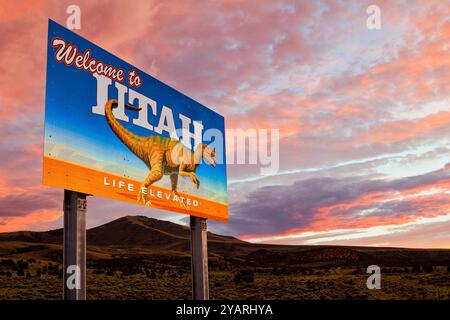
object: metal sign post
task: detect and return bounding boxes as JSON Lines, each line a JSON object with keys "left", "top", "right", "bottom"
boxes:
{"left": 190, "top": 216, "right": 209, "bottom": 300}
{"left": 63, "top": 190, "right": 87, "bottom": 300}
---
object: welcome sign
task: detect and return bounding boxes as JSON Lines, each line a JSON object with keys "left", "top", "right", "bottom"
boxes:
{"left": 43, "top": 20, "right": 228, "bottom": 221}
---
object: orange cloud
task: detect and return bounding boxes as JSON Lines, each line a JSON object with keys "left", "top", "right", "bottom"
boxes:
{"left": 0, "top": 1, "right": 449, "bottom": 249}
{"left": 0, "top": 208, "right": 62, "bottom": 233}
{"left": 240, "top": 177, "right": 450, "bottom": 243}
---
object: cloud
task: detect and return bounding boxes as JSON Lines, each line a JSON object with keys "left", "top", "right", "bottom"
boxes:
{"left": 0, "top": 209, "right": 62, "bottom": 233}
{"left": 247, "top": 213, "right": 450, "bottom": 249}
{"left": 211, "top": 164, "right": 450, "bottom": 237}
{"left": 0, "top": 1, "right": 449, "bottom": 249}
{"left": 0, "top": 187, "right": 61, "bottom": 217}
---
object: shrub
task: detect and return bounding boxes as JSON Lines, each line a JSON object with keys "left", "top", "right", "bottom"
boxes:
{"left": 17, "top": 269, "right": 24, "bottom": 277}
{"left": 381, "top": 267, "right": 390, "bottom": 274}
{"left": 44, "top": 265, "right": 59, "bottom": 276}
{"left": 5, "top": 271, "right": 12, "bottom": 278}
{"left": 351, "top": 268, "right": 361, "bottom": 275}
{"left": 0, "top": 259, "right": 15, "bottom": 267}
{"left": 233, "top": 270, "right": 254, "bottom": 284}
{"left": 169, "top": 271, "right": 178, "bottom": 278}
{"left": 412, "top": 265, "right": 422, "bottom": 273}
{"left": 304, "top": 269, "right": 313, "bottom": 275}
{"left": 17, "top": 260, "right": 28, "bottom": 270}
{"left": 423, "top": 266, "right": 434, "bottom": 273}
{"left": 144, "top": 269, "right": 157, "bottom": 279}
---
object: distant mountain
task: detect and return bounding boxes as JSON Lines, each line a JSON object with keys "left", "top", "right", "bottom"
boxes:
{"left": 1, "top": 215, "right": 450, "bottom": 268}
{"left": 87, "top": 216, "right": 243, "bottom": 250}
{"left": 0, "top": 228, "right": 63, "bottom": 244}
{"left": 0, "top": 216, "right": 243, "bottom": 250}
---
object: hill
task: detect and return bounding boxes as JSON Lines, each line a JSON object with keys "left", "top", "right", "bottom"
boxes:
{"left": 1, "top": 215, "right": 450, "bottom": 299}
{"left": 0, "top": 216, "right": 242, "bottom": 249}
{"left": 0, "top": 215, "right": 449, "bottom": 268}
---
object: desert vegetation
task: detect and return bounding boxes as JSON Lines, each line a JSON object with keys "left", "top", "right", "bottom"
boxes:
{"left": 1, "top": 254, "right": 450, "bottom": 300}
{"left": 0, "top": 216, "right": 449, "bottom": 300}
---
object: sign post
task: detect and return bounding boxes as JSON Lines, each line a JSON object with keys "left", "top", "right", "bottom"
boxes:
{"left": 190, "top": 216, "right": 209, "bottom": 300}
{"left": 63, "top": 190, "right": 87, "bottom": 300}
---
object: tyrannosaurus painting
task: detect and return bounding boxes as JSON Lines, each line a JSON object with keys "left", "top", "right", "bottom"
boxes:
{"left": 104, "top": 99, "right": 217, "bottom": 207}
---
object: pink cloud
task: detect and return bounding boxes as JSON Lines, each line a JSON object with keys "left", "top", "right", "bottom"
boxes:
{"left": 0, "top": 208, "right": 62, "bottom": 233}
{"left": 0, "top": 1, "right": 448, "bottom": 249}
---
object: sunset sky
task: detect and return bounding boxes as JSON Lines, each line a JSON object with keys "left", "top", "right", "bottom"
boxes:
{"left": 0, "top": 0, "right": 449, "bottom": 248}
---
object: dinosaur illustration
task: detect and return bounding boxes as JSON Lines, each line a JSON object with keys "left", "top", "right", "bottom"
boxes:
{"left": 104, "top": 99, "right": 217, "bottom": 207}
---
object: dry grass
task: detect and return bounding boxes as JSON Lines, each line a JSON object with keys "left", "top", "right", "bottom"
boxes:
{"left": 1, "top": 260, "right": 449, "bottom": 300}
{"left": 1, "top": 241, "right": 449, "bottom": 300}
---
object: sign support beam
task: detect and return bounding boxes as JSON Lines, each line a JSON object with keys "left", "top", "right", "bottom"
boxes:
{"left": 190, "top": 216, "right": 209, "bottom": 300}
{"left": 63, "top": 190, "right": 87, "bottom": 300}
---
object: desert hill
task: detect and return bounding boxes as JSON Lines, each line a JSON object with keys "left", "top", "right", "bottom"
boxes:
{"left": 0, "top": 215, "right": 449, "bottom": 268}
{"left": 1, "top": 215, "right": 450, "bottom": 299}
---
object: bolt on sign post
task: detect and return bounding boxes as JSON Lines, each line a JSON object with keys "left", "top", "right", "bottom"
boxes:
{"left": 43, "top": 20, "right": 228, "bottom": 300}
